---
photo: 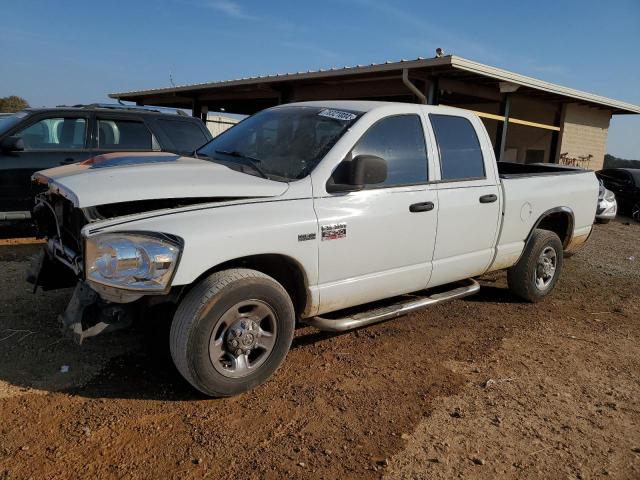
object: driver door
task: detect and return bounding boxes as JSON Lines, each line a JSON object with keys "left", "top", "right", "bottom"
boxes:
{"left": 313, "top": 114, "right": 438, "bottom": 315}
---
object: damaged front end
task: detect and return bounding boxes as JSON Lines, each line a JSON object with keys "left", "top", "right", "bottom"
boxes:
{"left": 27, "top": 193, "right": 136, "bottom": 343}
{"left": 26, "top": 151, "right": 288, "bottom": 344}
{"left": 56, "top": 281, "right": 138, "bottom": 344}
{"left": 28, "top": 192, "right": 185, "bottom": 344}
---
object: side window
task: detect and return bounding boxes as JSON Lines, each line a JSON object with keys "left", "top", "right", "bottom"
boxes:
{"left": 349, "top": 115, "right": 428, "bottom": 187}
{"left": 430, "top": 114, "right": 485, "bottom": 181}
{"left": 16, "top": 117, "right": 86, "bottom": 150}
{"left": 155, "top": 119, "right": 209, "bottom": 152}
{"left": 97, "top": 119, "right": 155, "bottom": 150}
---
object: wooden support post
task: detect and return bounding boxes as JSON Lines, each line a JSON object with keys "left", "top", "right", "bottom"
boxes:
{"left": 278, "top": 86, "right": 294, "bottom": 105}
{"left": 427, "top": 78, "right": 439, "bottom": 105}
{"left": 192, "top": 99, "right": 202, "bottom": 119}
{"left": 494, "top": 94, "right": 511, "bottom": 162}
{"left": 549, "top": 131, "right": 559, "bottom": 164}
{"left": 550, "top": 106, "right": 564, "bottom": 163}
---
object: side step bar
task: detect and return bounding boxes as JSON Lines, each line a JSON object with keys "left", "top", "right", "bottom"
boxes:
{"left": 305, "top": 278, "right": 480, "bottom": 332}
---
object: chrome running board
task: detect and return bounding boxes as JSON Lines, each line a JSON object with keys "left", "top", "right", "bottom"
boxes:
{"left": 305, "top": 278, "right": 480, "bottom": 332}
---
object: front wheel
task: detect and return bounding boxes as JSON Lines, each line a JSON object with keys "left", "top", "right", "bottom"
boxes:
{"left": 507, "top": 229, "right": 563, "bottom": 302}
{"left": 632, "top": 201, "right": 640, "bottom": 223}
{"left": 170, "top": 268, "right": 295, "bottom": 397}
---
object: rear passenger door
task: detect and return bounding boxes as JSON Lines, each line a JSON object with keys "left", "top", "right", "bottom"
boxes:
{"left": 427, "top": 113, "right": 501, "bottom": 287}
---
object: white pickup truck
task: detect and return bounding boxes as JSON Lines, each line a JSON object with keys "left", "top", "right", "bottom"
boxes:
{"left": 30, "top": 101, "right": 598, "bottom": 396}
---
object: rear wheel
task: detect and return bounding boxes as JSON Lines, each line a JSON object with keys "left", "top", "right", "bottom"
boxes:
{"left": 507, "top": 229, "right": 563, "bottom": 302}
{"left": 170, "top": 268, "right": 295, "bottom": 397}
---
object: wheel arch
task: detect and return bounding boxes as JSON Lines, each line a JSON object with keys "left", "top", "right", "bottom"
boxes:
{"left": 182, "top": 253, "right": 311, "bottom": 318}
{"left": 527, "top": 206, "right": 575, "bottom": 250}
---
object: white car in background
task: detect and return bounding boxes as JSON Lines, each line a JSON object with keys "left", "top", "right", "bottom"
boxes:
{"left": 596, "top": 180, "right": 617, "bottom": 223}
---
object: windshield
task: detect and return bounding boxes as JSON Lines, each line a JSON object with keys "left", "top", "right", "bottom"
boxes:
{"left": 197, "top": 106, "right": 362, "bottom": 181}
{"left": 0, "top": 111, "right": 28, "bottom": 134}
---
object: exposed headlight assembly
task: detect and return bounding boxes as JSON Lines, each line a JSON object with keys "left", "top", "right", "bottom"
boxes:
{"left": 604, "top": 190, "right": 616, "bottom": 202}
{"left": 85, "top": 233, "right": 182, "bottom": 292}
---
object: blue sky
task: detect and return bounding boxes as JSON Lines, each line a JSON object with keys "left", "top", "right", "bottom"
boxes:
{"left": 2, "top": 0, "right": 639, "bottom": 158}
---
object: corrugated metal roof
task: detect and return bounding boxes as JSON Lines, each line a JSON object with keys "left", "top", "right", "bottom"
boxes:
{"left": 449, "top": 57, "right": 640, "bottom": 114}
{"left": 109, "top": 55, "right": 640, "bottom": 114}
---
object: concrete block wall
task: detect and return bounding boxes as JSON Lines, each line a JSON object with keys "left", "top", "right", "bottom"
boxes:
{"left": 558, "top": 104, "right": 611, "bottom": 170}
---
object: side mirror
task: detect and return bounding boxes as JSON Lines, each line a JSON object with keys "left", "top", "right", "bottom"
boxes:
{"left": 327, "top": 154, "right": 388, "bottom": 193}
{"left": 351, "top": 154, "right": 387, "bottom": 186}
{"left": 1, "top": 136, "right": 24, "bottom": 153}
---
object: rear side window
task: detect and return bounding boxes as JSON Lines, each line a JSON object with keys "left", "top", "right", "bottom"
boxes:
{"left": 97, "top": 119, "right": 154, "bottom": 150}
{"left": 350, "top": 115, "right": 428, "bottom": 187}
{"left": 155, "top": 119, "right": 209, "bottom": 152}
{"left": 430, "top": 114, "right": 485, "bottom": 181}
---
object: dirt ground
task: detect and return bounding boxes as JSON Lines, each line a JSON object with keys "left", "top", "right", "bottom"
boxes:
{"left": 0, "top": 219, "right": 638, "bottom": 480}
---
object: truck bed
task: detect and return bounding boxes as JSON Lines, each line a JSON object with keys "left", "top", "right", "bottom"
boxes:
{"left": 489, "top": 166, "right": 598, "bottom": 272}
{"left": 498, "top": 161, "right": 589, "bottom": 179}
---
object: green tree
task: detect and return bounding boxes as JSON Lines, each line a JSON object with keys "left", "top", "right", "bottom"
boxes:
{"left": 0, "top": 96, "right": 29, "bottom": 113}
{"left": 604, "top": 154, "right": 640, "bottom": 169}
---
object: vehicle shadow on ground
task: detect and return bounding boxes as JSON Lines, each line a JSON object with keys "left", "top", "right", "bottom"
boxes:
{"left": 63, "top": 316, "right": 344, "bottom": 402}
{"left": 465, "top": 284, "right": 526, "bottom": 304}
{"left": 60, "top": 292, "right": 495, "bottom": 402}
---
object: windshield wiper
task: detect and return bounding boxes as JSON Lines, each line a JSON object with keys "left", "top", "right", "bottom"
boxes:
{"left": 214, "top": 150, "right": 268, "bottom": 179}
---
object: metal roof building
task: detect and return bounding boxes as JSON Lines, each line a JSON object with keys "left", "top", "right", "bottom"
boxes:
{"left": 110, "top": 55, "right": 640, "bottom": 170}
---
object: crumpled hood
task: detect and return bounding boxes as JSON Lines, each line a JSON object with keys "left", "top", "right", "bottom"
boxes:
{"left": 33, "top": 152, "right": 289, "bottom": 208}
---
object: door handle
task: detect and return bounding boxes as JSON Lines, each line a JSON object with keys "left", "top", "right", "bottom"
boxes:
{"left": 60, "top": 158, "right": 76, "bottom": 165}
{"left": 409, "top": 201, "right": 435, "bottom": 212}
{"left": 479, "top": 194, "right": 497, "bottom": 203}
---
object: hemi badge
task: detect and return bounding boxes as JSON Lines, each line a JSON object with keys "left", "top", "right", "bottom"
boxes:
{"left": 298, "top": 233, "right": 316, "bottom": 242}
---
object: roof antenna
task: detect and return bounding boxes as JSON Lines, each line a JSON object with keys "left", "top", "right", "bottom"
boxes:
{"left": 169, "top": 71, "right": 176, "bottom": 87}
{"left": 435, "top": 47, "right": 445, "bottom": 58}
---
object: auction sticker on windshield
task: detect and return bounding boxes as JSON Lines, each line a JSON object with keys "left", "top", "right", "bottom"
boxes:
{"left": 318, "top": 109, "right": 357, "bottom": 121}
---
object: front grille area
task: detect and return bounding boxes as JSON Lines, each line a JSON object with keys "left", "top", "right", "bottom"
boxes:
{"left": 33, "top": 194, "right": 88, "bottom": 255}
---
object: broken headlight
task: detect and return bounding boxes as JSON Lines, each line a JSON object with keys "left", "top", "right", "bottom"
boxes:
{"left": 604, "top": 189, "right": 616, "bottom": 202}
{"left": 85, "top": 233, "right": 181, "bottom": 292}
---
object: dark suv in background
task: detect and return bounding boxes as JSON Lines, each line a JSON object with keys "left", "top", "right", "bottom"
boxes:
{"left": 0, "top": 104, "right": 212, "bottom": 225}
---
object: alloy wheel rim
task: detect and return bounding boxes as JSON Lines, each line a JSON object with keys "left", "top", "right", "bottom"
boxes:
{"left": 535, "top": 246, "right": 557, "bottom": 290}
{"left": 208, "top": 299, "right": 277, "bottom": 378}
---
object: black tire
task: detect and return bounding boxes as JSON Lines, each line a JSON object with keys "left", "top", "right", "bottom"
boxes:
{"left": 507, "top": 229, "right": 563, "bottom": 303}
{"left": 170, "top": 268, "right": 295, "bottom": 397}
{"left": 632, "top": 201, "right": 640, "bottom": 223}
{"left": 595, "top": 218, "right": 610, "bottom": 224}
